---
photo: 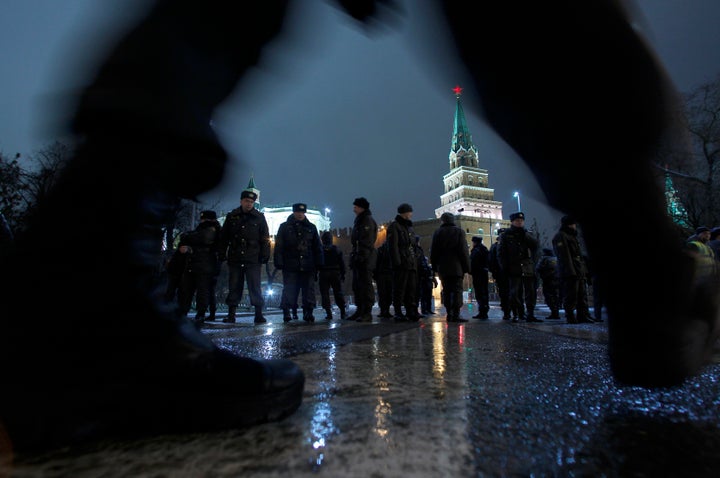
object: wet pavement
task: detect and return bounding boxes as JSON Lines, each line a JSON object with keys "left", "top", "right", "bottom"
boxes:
{"left": 3, "top": 302, "right": 720, "bottom": 477}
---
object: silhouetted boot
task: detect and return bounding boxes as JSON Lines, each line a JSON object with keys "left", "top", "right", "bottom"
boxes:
{"left": 548, "top": 310, "right": 561, "bottom": 320}
{"left": 292, "top": 307, "right": 299, "bottom": 321}
{"left": 346, "top": 306, "right": 360, "bottom": 321}
{"left": 356, "top": 306, "right": 374, "bottom": 322}
{"left": 393, "top": 306, "right": 408, "bottom": 322}
{"left": 302, "top": 307, "right": 315, "bottom": 323}
{"left": 282, "top": 308, "right": 292, "bottom": 323}
{"left": 0, "top": 174, "right": 303, "bottom": 452}
{"left": 224, "top": 306, "right": 237, "bottom": 323}
{"left": 206, "top": 305, "right": 216, "bottom": 322}
{"left": 324, "top": 307, "right": 333, "bottom": 320}
{"left": 254, "top": 306, "right": 267, "bottom": 324}
{"left": 339, "top": 306, "right": 347, "bottom": 321}
{"left": 0, "top": 0, "right": 314, "bottom": 452}
{"left": 454, "top": 308, "right": 468, "bottom": 322}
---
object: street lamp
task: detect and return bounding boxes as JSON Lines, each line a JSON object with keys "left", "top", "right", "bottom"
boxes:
{"left": 324, "top": 207, "right": 332, "bottom": 232}
{"left": 513, "top": 191, "right": 521, "bottom": 211}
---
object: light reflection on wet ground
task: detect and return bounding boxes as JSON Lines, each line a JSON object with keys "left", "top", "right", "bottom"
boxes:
{"left": 3, "top": 303, "right": 719, "bottom": 477}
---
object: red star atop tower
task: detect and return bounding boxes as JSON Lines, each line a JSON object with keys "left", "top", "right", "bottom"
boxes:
{"left": 452, "top": 85, "right": 463, "bottom": 97}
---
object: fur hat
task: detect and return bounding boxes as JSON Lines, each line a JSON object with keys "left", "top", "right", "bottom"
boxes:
{"left": 321, "top": 231, "right": 333, "bottom": 245}
{"left": 440, "top": 212, "right": 455, "bottom": 224}
{"left": 509, "top": 212, "right": 525, "bottom": 221}
{"left": 241, "top": 190, "right": 257, "bottom": 201}
{"left": 199, "top": 210, "right": 217, "bottom": 220}
{"left": 397, "top": 203, "right": 413, "bottom": 214}
{"left": 471, "top": 236, "right": 483, "bottom": 243}
{"left": 711, "top": 227, "right": 720, "bottom": 239}
{"left": 292, "top": 203, "right": 307, "bottom": 213}
{"left": 695, "top": 226, "right": 710, "bottom": 234}
{"left": 353, "top": 197, "right": 370, "bottom": 210}
{"left": 561, "top": 215, "right": 577, "bottom": 227}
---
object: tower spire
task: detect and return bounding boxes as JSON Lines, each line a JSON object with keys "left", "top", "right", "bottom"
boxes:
{"left": 435, "top": 85, "right": 503, "bottom": 224}
{"left": 245, "top": 173, "right": 260, "bottom": 207}
{"left": 451, "top": 85, "right": 476, "bottom": 156}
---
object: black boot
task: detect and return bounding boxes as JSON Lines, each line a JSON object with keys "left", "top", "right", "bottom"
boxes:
{"left": 0, "top": 183, "right": 302, "bottom": 452}
{"left": 224, "top": 306, "right": 237, "bottom": 323}
{"left": 324, "top": 308, "right": 333, "bottom": 321}
{"left": 282, "top": 308, "right": 292, "bottom": 323}
{"left": 302, "top": 307, "right": 315, "bottom": 323}
{"left": 356, "top": 306, "right": 373, "bottom": 322}
{"left": 254, "top": 306, "right": 267, "bottom": 324}
{"left": 0, "top": 0, "right": 308, "bottom": 452}
{"left": 346, "top": 306, "right": 360, "bottom": 320}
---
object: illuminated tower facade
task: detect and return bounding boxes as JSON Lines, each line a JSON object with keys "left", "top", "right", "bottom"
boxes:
{"left": 433, "top": 86, "right": 508, "bottom": 244}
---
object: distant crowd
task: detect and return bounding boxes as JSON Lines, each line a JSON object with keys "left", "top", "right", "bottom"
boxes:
{"left": 161, "top": 192, "right": 720, "bottom": 326}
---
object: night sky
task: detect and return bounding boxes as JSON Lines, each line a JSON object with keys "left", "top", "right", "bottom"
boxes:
{"left": 1, "top": 0, "right": 719, "bottom": 231}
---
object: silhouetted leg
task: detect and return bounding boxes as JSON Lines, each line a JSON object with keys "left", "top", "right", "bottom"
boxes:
{"left": 440, "top": 0, "right": 719, "bottom": 386}
{"left": 0, "top": 0, "right": 304, "bottom": 452}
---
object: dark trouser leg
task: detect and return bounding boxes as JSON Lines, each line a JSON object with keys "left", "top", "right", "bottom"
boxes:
{"left": 354, "top": 267, "right": 375, "bottom": 316}
{"left": 0, "top": 0, "right": 304, "bottom": 451}
{"left": 299, "top": 271, "right": 315, "bottom": 310}
{"left": 449, "top": 276, "right": 464, "bottom": 317}
{"left": 404, "top": 271, "right": 419, "bottom": 318}
{"left": 193, "top": 271, "right": 214, "bottom": 319}
{"left": 281, "top": 270, "right": 300, "bottom": 311}
{"left": 496, "top": 276, "right": 511, "bottom": 318}
{"left": 523, "top": 275, "right": 537, "bottom": 318}
{"left": 562, "top": 277, "right": 579, "bottom": 317}
{"left": 508, "top": 276, "right": 524, "bottom": 319}
{"left": 207, "top": 274, "right": 218, "bottom": 320}
{"left": 376, "top": 273, "right": 392, "bottom": 314}
{"left": 441, "top": 0, "right": 720, "bottom": 385}
{"left": 177, "top": 272, "right": 196, "bottom": 317}
{"left": 392, "top": 269, "right": 410, "bottom": 316}
{"left": 318, "top": 273, "right": 332, "bottom": 311}
{"left": 330, "top": 274, "right": 346, "bottom": 310}
{"left": 245, "top": 263, "right": 265, "bottom": 309}
{"left": 225, "top": 264, "right": 246, "bottom": 308}
{"left": 440, "top": 275, "right": 462, "bottom": 318}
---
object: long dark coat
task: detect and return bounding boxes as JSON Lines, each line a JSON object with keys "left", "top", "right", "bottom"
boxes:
{"left": 387, "top": 215, "right": 417, "bottom": 271}
{"left": 274, "top": 215, "right": 323, "bottom": 272}
{"left": 498, "top": 225, "right": 538, "bottom": 277}
{"left": 219, "top": 206, "right": 270, "bottom": 265}
{"left": 430, "top": 223, "right": 470, "bottom": 277}
{"left": 351, "top": 209, "right": 378, "bottom": 271}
